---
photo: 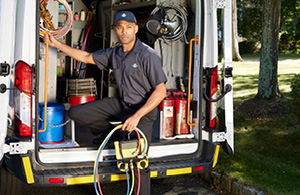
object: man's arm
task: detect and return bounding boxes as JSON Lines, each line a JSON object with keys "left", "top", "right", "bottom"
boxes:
{"left": 122, "top": 82, "right": 166, "bottom": 131}
{"left": 43, "top": 32, "right": 95, "bottom": 65}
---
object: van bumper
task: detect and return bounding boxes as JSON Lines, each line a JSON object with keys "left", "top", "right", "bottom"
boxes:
{"left": 3, "top": 141, "right": 219, "bottom": 186}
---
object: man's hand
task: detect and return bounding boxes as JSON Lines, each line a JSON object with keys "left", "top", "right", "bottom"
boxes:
{"left": 41, "top": 32, "right": 95, "bottom": 65}
{"left": 42, "top": 32, "right": 58, "bottom": 48}
{"left": 122, "top": 114, "right": 141, "bottom": 132}
{"left": 121, "top": 82, "right": 166, "bottom": 132}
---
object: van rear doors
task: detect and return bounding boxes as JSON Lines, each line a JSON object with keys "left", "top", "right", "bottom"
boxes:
{"left": 0, "top": 0, "right": 17, "bottom": 162}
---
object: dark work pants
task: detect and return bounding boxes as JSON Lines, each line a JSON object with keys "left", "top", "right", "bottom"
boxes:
{"left": 68, "top": 97, "right": 156, "bottom": 195}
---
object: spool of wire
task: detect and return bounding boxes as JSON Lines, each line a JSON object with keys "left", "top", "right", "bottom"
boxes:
{"left": 148, "top": 2, "right": 189, "bottom": 43}
{"left": 39, "top": 0, "right": 73, "bottom": 39}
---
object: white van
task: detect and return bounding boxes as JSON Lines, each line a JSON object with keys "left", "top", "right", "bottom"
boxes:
{"left": 0, "top": 0, "right": 234, "bottom": 193}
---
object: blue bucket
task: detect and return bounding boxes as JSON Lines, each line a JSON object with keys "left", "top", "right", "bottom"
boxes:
{"left": 39, "top": 103, "right": 65, "bottom": 144}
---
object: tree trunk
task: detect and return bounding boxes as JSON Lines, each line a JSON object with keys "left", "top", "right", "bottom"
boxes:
{"left": 232, "top": 0, "right": 243, "bottom": 61}
{"left": 256, "top": 0, "right": 282, "bottom": 99}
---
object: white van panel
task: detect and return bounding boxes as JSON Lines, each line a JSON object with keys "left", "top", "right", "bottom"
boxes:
{"left": 39, "top": 0, "right": 58, "bottom": 102}
{"left": 15, "top": 0, "right": 36, "bottom": 65}
{"left": 203, "top": 0, "right": 218, "bottom": 68}
{"left": 222, "top": 2, "right": 234, "bottom": 153}
{"left": 0, "top": 0, "right": 17, "bottom": 161}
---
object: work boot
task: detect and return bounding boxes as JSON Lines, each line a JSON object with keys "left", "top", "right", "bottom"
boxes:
{"left": 93, "top": 129, "right": 124, "bottom": 147}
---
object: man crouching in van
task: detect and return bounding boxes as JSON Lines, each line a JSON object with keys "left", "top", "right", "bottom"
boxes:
{"left": 43, "top": 11, "right": 167, "bottom": 194}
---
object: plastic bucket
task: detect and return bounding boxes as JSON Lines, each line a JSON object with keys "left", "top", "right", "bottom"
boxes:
{"left": 39, "top": 103, "right": 65, "bottom": 144}
{"left": 69, "top": 95, "right": 95, "bottom": 107}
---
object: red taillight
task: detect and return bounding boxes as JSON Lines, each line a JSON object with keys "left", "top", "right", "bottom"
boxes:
{"left": 49, "top": 178, "right": 64, "bottom": 183}
{"left": 14, "top": 61, "right": 33, "bottom": 137}
{"left": 210, "top": 66, "right": 218, "bottom": 129}
{"left": 194, "top": 166, "right": 204, "bottom": 172}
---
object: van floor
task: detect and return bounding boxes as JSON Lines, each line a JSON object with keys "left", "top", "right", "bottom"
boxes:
{"left": 74, "top": 124, "right": 100, "bottom": 147}
{"left": 40, "top": 123, "right": 197, "bottom": 150}
{"left": 62, "top": 111, "right": 196, "bottom": 148}
{"left": 73, "top": 123, "right": 197, "bottom": 148}
{"left": 71, "top": 113, "right": 161, "bottom": 147}
{"left": 74, "top": 124, "right": 143, "bottom": 148}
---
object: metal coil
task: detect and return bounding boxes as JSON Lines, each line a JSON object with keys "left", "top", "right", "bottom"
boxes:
{"left": 39, "top": 0, "right": 73, "bottom": 39}
{"left": 151, "top": 2, "right": 189, "bottom": 43}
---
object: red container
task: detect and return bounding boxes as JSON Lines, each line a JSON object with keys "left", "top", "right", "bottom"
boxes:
{"left": 173, "top": 91, "right": 189, "bottom": 135}
{"left": 158, "top": 91, "right": 174, "bottom": 137}
{"left": 69, "top": 95, "right": 95, "bottom": 107}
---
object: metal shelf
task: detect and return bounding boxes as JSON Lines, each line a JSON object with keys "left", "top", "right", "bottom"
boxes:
{"left": 112, "top": 0, "right": 156, "bottom": 11}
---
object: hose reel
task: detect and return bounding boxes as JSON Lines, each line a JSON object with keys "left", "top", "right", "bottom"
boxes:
{"left": 39, "top": 0, "right": 73, "bottom": 39}
{"left": 146, "top": 2, "right": 188, "bottom": 43}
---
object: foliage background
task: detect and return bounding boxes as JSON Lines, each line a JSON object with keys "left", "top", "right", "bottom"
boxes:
{"left": 237, "top": 0, "right": 300, "bottom": 54}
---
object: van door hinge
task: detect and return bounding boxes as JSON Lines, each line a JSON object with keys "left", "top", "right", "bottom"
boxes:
{"left": 212, "top": 132, "right": 227, "bottom": 142}
{"left": 8, "top": 142, "right": 34, "bottom": 155}
{"left": 211, "top": 0, "right": 231, "bottom": 9}
{"left": 0, "top": 144, "right": 10, "bottom": 154}
{"left": 225, "top": 67, "right": 233, "bottom": 78}
{"left": 0, "top": 62, "right": 10, "bottom": 76}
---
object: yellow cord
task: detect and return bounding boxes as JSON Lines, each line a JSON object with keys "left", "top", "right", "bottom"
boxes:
{"left": 39, "top": 31, "right": 49, "bottom": 133}
{"left": 93, "top": 125, "right": 123, "bottom": 184}
{"left": 93, "top": 124, "right": 149, "bottom": 194}
{"left": 129, "top": 163, "right": 135, "bottom": 195}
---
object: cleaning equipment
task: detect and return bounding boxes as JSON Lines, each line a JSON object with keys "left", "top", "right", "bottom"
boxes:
{"left": 93, "top": 125, "right": 148, "bottom": 195}
{"left": 158, "top": 91, "right": 174, "bottom": 138}
{"left": 38, "top": 102, "right": 65, "bottom": 143}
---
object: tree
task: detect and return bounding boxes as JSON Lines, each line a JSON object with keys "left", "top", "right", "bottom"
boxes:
{"left": 232, "top": 0, "right": 243, "bottom": 61}
{"left": 256, "top": 0, "right": 282, "bottom": 99}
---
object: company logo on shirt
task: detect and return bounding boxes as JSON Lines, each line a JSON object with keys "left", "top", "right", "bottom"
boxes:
{"left": 131, "top": 63, "right": 138, "bottom": 68}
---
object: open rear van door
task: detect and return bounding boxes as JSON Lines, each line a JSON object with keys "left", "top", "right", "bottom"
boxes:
{"left": 0, "top": 0, "right": 17, "bottom": 162}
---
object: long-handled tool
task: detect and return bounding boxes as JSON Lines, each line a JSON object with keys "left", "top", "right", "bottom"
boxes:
{"left": 39, "top": 31, "right": 49, "bottom": 133}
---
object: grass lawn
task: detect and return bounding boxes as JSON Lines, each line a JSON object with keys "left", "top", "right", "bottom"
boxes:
{"left": 232, "top": 54, "right": 300, "bottom": 101}
{"left": 216, "top": 54, "right": 300, "bottom": 195}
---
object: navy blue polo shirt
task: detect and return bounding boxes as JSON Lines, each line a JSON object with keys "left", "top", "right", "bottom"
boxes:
{"left": 92, "top": 38, "right": 167, "bottom": 104}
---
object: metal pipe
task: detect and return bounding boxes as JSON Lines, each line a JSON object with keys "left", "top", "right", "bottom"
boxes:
{"left": 39, "top": 31, "right": 48, "bottom": 133}
{"left": 187, "top": 35, "right": 199, "bottom": 127}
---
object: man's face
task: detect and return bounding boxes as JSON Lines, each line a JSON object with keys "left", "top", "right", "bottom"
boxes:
{"left": 114, "top": 20, "right": 138, "bottom": 45}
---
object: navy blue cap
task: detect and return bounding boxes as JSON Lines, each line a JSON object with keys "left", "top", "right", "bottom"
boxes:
{"left": 114, "top": 11, "right": 137, "bottom": 25}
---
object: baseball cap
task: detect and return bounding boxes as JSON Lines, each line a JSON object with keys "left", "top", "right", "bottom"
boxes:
{"left": 114, "top": 11, "right": 137, "bottom": 25}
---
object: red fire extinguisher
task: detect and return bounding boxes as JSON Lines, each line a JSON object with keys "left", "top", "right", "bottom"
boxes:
{"left": 173, "top": 91, "right": 189, "bottom": 135}
{"left": 158, "top": 91, "right": 174, "bottom": 138}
